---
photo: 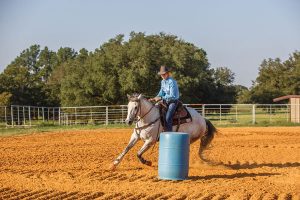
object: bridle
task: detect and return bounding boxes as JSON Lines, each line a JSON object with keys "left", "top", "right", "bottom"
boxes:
{"left": 129, "top": 98, "right": 160, "bottom": 132}
{"left": 131, "top": 98, "right": 155, "bottom": 122}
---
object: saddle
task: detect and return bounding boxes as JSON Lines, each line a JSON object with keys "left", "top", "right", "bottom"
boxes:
{"left": 158, "top": 100, "right": 192, "bottom": 132}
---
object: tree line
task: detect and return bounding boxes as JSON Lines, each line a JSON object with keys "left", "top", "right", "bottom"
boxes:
{"left": 0, "top": 32, "right": 298, "bottom": 106}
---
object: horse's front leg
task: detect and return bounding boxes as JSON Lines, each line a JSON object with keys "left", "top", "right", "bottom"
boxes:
{"left": 111, "top": 133, "right": 139, "bottom": 169}
{"left": 137, "top": 139, "right": 154, "bottom": 166}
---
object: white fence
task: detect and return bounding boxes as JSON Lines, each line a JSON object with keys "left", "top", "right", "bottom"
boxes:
{"left": 0, "top": 104, "right": 296, "bottom": 128}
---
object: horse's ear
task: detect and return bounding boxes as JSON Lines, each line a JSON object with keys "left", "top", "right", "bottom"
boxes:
{"left": 138, "top": 94, "right": 142, "bottom": 100}
{"left": 127, "top": 94, "right": 131, "bottom": 99}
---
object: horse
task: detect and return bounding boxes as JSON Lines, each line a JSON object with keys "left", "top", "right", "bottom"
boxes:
{"left": 111, "top": 93, "right": 217, "bottom": 169}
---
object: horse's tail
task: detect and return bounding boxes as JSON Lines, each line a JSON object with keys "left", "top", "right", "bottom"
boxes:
{"left": 199, "top": 118, "right": 217, "bottom": 161}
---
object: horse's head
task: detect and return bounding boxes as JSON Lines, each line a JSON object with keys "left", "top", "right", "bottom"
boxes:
{"left": 125, "top": 93, "right": 143, "bottom": 125}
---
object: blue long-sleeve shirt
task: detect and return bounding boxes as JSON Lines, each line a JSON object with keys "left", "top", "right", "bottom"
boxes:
{"left": 157, "top": 77, "right": 179, "bottom": 102}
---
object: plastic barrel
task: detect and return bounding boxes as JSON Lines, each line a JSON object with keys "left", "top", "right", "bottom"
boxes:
{"left": 158, "top": 132, "right": 190, "bottom": 180}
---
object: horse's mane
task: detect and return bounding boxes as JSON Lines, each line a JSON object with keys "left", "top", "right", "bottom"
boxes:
{"left": 127, "top": 93, "right": 142, "bottom": 102}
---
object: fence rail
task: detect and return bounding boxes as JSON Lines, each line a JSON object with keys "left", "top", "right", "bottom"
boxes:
{"left": 0, "top": 104, "right": 297, "bottom": 128}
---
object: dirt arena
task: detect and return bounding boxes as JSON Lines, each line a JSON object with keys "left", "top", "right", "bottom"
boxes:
{"left": 0, "top": 127, "right": 299, "bottom": 200}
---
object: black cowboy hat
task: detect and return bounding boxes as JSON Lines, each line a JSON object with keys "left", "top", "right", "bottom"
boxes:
{"left": 157, "top": 66, "right": 171, "bottom": 75}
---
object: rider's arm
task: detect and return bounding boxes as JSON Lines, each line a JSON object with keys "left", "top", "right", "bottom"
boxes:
{"left": 157, "top": 80, "right": 165, "bottom": 98}
{"left": 149, "top": 81, "right": 164, "bottom": 102}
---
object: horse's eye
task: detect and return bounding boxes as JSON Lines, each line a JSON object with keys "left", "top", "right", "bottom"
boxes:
{"left": 135, "top": 107, "right": 138, "bottom": 110}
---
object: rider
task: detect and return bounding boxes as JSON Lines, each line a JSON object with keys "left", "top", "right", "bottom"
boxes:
{"left": 150, "top": 66, "right": 180, "bottom": 132}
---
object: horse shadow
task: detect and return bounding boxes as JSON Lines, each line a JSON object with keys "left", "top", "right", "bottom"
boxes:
{"left": 189, "top": 172, "right": 280, "bottom": 181}
{"left": 221, "top": 161, "right": 300, "bottom": 170}
{"left": 199, "top": 158, "right": 300, "bottom": 170}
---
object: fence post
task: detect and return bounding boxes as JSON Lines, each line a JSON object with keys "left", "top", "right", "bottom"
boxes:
{"left": 59, "top": 107, "right": 61, "bottom": 125}
{"left": 269, "top": 105, "right": 272, "bottom": 123}
{"left": 235, "top": 105, "right": 238, "bottom": 122}
{"left": 75, "top": 108, "right": 77, "bottom": 125}
{"left": 5, "top": 106, "right": 7, "bottom": 127}
{"left": 121, "top": 106, "right": 124, "bottom": 123}
{"left": 23, "top": 106, "right": 26, "bottom": 125}
{"left": 252, "top": 104, "right": 256, "bottom": 124}
{"left": 63, "top": 113, "right": 66, "bottom": 125}
{"left": 287, "top": 104, "right": 289, "bottom": 122}
{"left": 106, "top": 106, "right": 109, "bottom": 125}
{"left": 17, "top": 106, "right": 20, "bottom": 126}
{"left": 53, "top": 108, "right": 55, "bottom": 123}
{"left": 29, "top": 106, "right": 31, "bottom": 127}
{"left": 202, "top": 104, "right": 205, "bottom": 117}
{"left": 42, "top": 107, "right": 45, "bottom": 122}
{"left": 11, "top": 106, "right": 14, "bottom": 127}
{"left": 219, "top": 105, "right": 222, "bottom": 123}
{"left": 90, "top": 108, "right": 93, "bottom": 121}
{"left": 33, "top": 107, "right": 36, "bottom": 120}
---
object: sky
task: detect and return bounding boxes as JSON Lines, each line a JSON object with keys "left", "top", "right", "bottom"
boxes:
{"left": 0, "top": 0, "right": 299, "bottom": 88}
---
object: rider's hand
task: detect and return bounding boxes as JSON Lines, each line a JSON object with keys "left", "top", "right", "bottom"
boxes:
{"left": 154, "top": 96, "right": 162, "bottom": 102}
{"left": 149, "top": 97, "right": 161, "bottom": 102}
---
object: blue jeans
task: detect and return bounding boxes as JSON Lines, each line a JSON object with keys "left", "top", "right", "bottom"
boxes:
{"left": 165, "top": 101, "right": 178, "bottom": 132}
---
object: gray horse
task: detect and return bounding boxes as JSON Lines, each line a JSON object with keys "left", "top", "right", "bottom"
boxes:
{"left": 111, "top": 94, "right": 216, "bottom": 169}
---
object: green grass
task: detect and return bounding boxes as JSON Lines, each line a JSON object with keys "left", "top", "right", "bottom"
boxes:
{"left": 206, "top": 110, "right": 291, "bottom": 126}
{"left": 1, "top": 120, "right": 299, "bottom": 137}
{"left": 215, "top": 121, "right": 300, "bottom": 127}
{"left": 0, "top": 124, "right": 132, "bottom": 137}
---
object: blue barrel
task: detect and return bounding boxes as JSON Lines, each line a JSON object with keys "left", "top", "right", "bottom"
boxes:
{"left": 158, "top": 132, "right": 190, "bottom": 180}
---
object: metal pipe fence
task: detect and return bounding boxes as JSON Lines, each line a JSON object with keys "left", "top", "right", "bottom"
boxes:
{"left": 0, "top": 104, "right": 297, "bottom": 128}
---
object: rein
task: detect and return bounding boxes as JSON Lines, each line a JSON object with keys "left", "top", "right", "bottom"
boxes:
{"left": 135, "top": 101, "right": 154, "bottom": 122}
{"left": 135, "top": 117, "right": 160, "bottom": 131}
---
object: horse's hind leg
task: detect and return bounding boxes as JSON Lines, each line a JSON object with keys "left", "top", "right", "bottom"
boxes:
{"left": 137, "top": 139, "right": 153, "bottom": 166}
{"left": 112, "top": 133, "right": 139, "bottom": 168}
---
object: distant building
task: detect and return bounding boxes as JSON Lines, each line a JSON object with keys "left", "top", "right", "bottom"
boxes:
{"left": 273, "top": 95, "right": 300, "bottom": 123}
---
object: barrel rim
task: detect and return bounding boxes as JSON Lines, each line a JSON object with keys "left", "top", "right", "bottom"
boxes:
{"left": 161, "top": 132, "right": 189, "bottom": 135}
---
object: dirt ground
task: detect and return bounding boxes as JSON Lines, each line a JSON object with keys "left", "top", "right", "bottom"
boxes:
{"left": 0, "top": 127, "right": 299, "bottom": 200}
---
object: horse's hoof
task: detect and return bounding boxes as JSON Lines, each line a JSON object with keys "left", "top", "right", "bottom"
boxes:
{"left": 145, "top": 161, "right": 152, "bottom": 166}
{"left": 109, "top": 163, "right": 117, "bottom": 171}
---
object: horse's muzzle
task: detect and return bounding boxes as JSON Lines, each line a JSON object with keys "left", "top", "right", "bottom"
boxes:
{"left": 125, "top": 119, "right": 133, "bottom": 125}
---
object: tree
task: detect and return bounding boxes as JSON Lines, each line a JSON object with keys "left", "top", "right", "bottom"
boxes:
{"left": 282, "top": 51, "right": 300, "bottom": 94}
{"left": 0, "top": 92, "right": 12, "bottom": 106}
{"left": 0, "top": 45, "right": 68, "bottom": 106}
{"left": 60, "top": 48, "right": 93, "bottom": 106}
{"left": 235, "top": 85, "right": 250, "bottom": 103}
{"left": 12, "top": 44, "right": 41, "bottom": 75}
{"left": 56, "top": 47, "right": 77, "bottom": 65}
{"left": 46, "top": 47, "right": 78, "bottom": 106}
{"left": 0, "top": 64, "right": 42, "bottom": 105}
{"left": 210, "top": 67, "right": 237, "bottom": 103}
{"left": 37, "top": 47, "right": 57, "bottom": 82}
{"left": 238, "top": 51, "right": 300, "bottom": 103}
{"left": 213, "top": 67, "right": 235, "bottom": 86}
